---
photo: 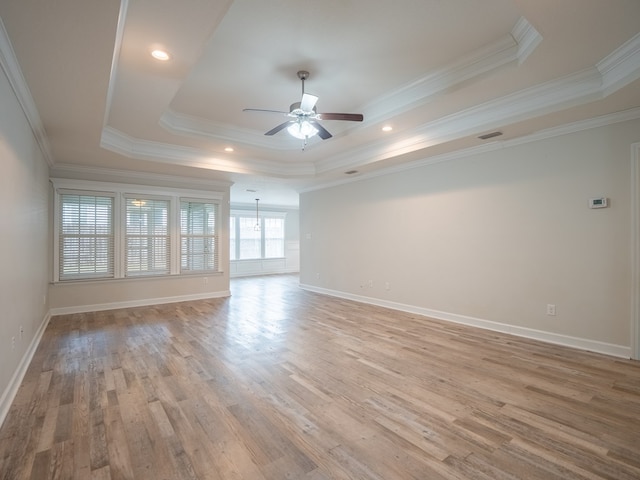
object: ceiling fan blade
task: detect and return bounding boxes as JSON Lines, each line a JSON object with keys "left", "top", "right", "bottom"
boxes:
{"left": 264, "top": 121, "right": 292, "bottom": 136}
{"left": 310, "top": 121, "right": 332, "bottom": 140}
{"left": 317, "top": 113, "right": 364, "bottom": 122}
{"left": 243, "top": 108, "right": 289, "bottom": 115}
{"left": 300, "top": 93, "right": 318, "bottom": 112}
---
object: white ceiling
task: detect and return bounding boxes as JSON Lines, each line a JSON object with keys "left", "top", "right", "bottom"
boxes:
{"left": 1, "top": 0, "right": 639, "bottom": 207}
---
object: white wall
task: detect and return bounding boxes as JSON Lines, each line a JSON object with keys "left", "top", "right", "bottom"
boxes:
{"left": 300, "top": 118, "right": 640, "bottom": 357}
{"left": 229, "top": 206, "right": 300, "bottom": 277}
{"left": 0, "top": 65, "right": 50, "bottom": 421}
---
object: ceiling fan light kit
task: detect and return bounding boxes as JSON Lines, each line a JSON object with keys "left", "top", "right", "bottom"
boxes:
{"left": 244, "top": 70, "right": 363, "bottom": 147}
{"left": 287, "top": 120, "right": 318, "bottom": 140}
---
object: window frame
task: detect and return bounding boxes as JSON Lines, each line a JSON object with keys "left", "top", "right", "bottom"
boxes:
{"left": 123, "top": 194, "right": 172, "bottom": 277}
{"left": 180, "top": 198, "right": 220, "bottom": 273}
{"left": 52, "top": 179, "right": 224, "bottom": 283}
{"left": 230, "top": 209, "right": 287, "bottom": 261}
{"left": 55, "top": 189, "right": 117, "bottom": 281}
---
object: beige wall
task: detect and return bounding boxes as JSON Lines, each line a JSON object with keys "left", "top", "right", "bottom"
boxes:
{"left": 0, "top": 66, "right": 50, "bottom": 414}
{"left": 300, "top": 119, "right": 640, "bottom": 356}
{"left": 49, "top": 273, "right": 229, "bottom": 313}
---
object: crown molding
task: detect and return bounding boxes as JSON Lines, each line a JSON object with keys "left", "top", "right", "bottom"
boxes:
{"left": 302, "top": 107, "right": 640, "bottom": 194}
{"left": 512, "top": 16, "right": 543, "bottom": 64}
{"left": 314, "top": 66, "right": 607, "bottom": 175}
{"left": 0, "top": 17, "right": 54, "bottom": 166}
{"left": 50, "top": 163, "right": 233, "bottom": 190}
{"left": 158, "top": 17, "right": 541, "bottom": 147}
{"left": 100, "top": 126, "right": 317, "bottom": 177}
{"left": 103, "top": 16, "right": 639, "bottom": 181}
{"left": 158, "top": 109, "right": 305, "bottom": 151}
{"left": 360, "top": 17, "right": 541, "bottom": 126}
{"left": 102, "top": 0, "right": 129, "bottom": 127}
{"left": 597, "top": 32, "right": 640, "bottom": 96}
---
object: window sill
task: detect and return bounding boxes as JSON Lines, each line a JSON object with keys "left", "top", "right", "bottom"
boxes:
{"left": 53, "top": 271, "right": 224, "bottom": 285}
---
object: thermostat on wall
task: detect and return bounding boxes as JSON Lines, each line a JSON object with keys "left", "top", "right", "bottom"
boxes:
{"left": 588, "top": 197, "right": 608, "bottom": 209}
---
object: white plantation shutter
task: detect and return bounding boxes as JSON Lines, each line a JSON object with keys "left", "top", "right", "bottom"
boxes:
{"left": 180, "top": 200, "right": 219, "bottom": 272}
{"left": 125, "top": 197, "right": 170, "bottom": 276}
{"left": 59, "top": 193, "right": 114, "bottom": 280}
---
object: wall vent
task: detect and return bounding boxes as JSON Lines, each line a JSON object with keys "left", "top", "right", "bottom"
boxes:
{"left": 478, "top": 131, "right": 503, "bottom": 140}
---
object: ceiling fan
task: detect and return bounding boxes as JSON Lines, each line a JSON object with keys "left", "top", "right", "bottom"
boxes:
{"left": 243, "top": 70, "right": 364, "bottom": 146}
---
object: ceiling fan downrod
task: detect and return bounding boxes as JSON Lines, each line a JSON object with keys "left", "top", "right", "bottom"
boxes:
{"left": 297, "top": 70, "right": 309, "bottom": 96}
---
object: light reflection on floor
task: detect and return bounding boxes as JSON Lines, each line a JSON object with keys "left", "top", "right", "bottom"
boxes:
{"left": 224, "top": 274, "right": 299, "bottom": 354}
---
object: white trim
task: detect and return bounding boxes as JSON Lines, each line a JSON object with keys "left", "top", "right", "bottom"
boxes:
{"left": 50, "top": 163, "right": 233, "bottom": 190}
{"left": 230, "top": 263, "right": 298, "bottom": 278}
{"left": 0, "top": 311, "right": 51, "bottom": 428}
{"left": 512, "top": 16, "right": 543, "bottom": 64}
{"left": 51, "top": 179, "right": 224, "bottom": 283}
{"left": 301, "top": 107, "right": 640, "bottom": 194}
{"left": 0, "top": 17, "right": 54, "bottom": 166}
{"left": 97, "top": 20, "right": 639, "bottom": 180}
{"left": 50, "top": 177, "right": 225, "bottom": 201}
{"left": 49, "top": 290, "right": 230, "bottom": 316}
{"left": 102, "top": 0, "right": 129, "bottom": 127}
{"left": 632, "top": 142, "right": 640, "bottom": 360}
{"left": 100, "top": 126, "right": 317, "bottom": 177}
{"left": 597, "top": 32, "right": 640, "bottom": 96}
{"left": 300, "top": 284, "right": 631, "bottom": 359}
{"left": 231, "top": 208, "right": 287, "bottom": 218}
{"left": 159, "top": 109, "right": 297, "bottom": 151}
{"left": 159, "top": 18, "right": 541, "bottom": 144}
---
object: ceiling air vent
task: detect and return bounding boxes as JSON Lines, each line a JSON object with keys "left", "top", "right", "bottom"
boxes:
{"left": 478, "top": 131, "right": 503, "bottom": 140}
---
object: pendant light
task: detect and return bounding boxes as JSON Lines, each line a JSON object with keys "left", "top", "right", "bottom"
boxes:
{"left": 254, "top": 198, "right": 261, "bottom": 231}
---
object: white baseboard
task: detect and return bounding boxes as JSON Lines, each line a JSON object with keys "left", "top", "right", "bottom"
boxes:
{"left": 300, "top": 284, "right": 631, "bottom": 359}
{"left": 49, "top": 290, "right": 231, "bottom": 316}
{"left": 230, "top": 267, "right": 299, "bottom": 278}
{"left": 0, "top": 310, "right": 51, "bottom": 428}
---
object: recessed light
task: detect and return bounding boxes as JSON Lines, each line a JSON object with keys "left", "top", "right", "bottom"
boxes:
{"left": 224, "top": 147, "right": 234, "bottom": 152}
{"left": 151, "top": 49, "right": 170, "bottom": 61}
{"left": 382, "top": 125, "right": 393, "bottom": 132}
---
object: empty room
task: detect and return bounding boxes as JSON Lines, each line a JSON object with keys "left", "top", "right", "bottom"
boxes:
{"left": 1, "top": 1, "right": 640, "bottom": 479}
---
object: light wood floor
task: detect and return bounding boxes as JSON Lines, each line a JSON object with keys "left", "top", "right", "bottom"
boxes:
{"left": 1, "top": 274, "right": 640, "bottom": 479}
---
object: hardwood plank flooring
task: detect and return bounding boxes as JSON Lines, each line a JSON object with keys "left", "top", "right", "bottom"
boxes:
{"left": 1, "top": 274, "right": 640, "bottom": 479}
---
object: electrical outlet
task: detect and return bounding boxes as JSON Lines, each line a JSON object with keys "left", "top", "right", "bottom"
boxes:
{"left": 546, "top": 304, "right": 556, "bottom": 316}
{"left": 11, "top": 336, "right": 15, "bottom": 349}
{"left": 368, "top": 280, "right": 373, "bottom": 288}
{"left": 385, "top": 282, "right": 390, "bottom": 291}
{"left": 20, "top": 325, "right": 24, "bottom": 339}
{"left": 203, "top": 277, "right": 208, "bottom": 285}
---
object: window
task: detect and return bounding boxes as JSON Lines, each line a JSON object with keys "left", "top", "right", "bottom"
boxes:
{"left": 53, "top": 181, "right": 223, "bottom": 282}
{"left": 125, "top": 197, "right": 170, "bottom": 276}
{"left": 230, "top": 211, "right": 286, "bottom": 260}
{"left": 264, "top": 217, "right": 285, "bottom": 258}
{"left": 239, "top": 215, "right": 261, "bottom": 259}
{"left": 180, "top": 200, "right": 219, "bottom": 272}
{"left": 59, "top": 193, "right": 114, "bottom": 280}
